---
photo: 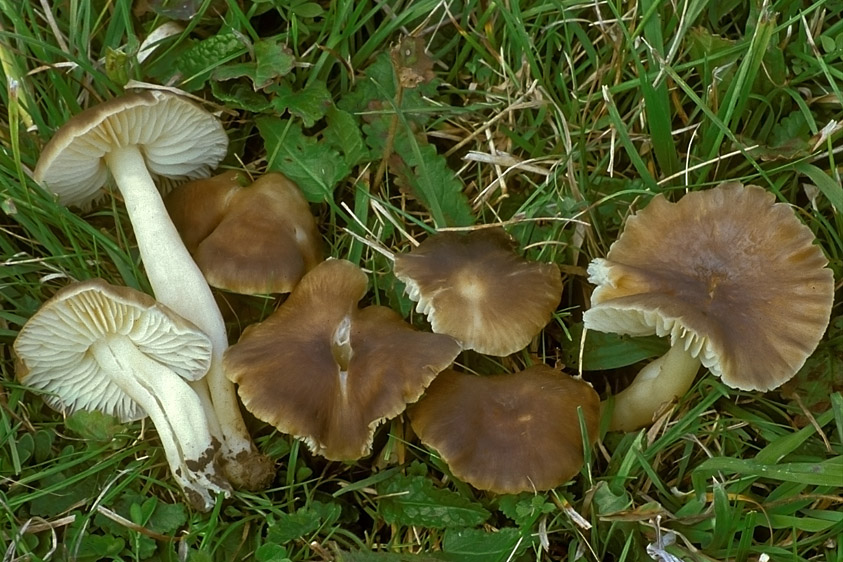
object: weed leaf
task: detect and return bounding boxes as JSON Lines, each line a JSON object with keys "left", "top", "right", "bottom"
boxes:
{"left": 257, "top": 117, "right": 350, "bottom": 202}
{"left": 377, "top": 473, "right": 489, "bottom": 529}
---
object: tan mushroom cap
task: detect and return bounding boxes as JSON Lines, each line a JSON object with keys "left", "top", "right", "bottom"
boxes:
{"left": 14, "top": 279, "right": 212, "bottom": 422}
{"left": 224, "top": 259, "right": 461, "bottom": 460}
{"left": 408, "top": 365, "right": 600, "bottom": 494}
{"left": 584, "top": 183, "right": 835, "bottom": 391}
{"left": 164, "top": 170, "right": 244, "bottom": 253}
{"left": 393, "top": 228, "right": 562, "bottom": 356}
{"left": 165, "top": 172, "right": 323, "bottom": 294}
{"left": 34, "top": 90, "right": 228, "bottom": 208}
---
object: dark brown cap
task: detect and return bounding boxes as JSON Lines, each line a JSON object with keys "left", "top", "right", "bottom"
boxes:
{"left": 224, "top": 259, "right": 461, "bottom": 460}
{"left": 409, "top": 365, "right": 600, "bottom": 494}
{"left": 584, "top": 183, "right": 835, "bottom": 391}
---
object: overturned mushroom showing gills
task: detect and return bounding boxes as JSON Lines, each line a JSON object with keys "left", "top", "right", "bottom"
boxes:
{"left": 13, "top": 279, "right": 230, "bottom": 511}
{"left": 165, "top": 171, "right": 323, "bottom": 294}
{"left": 224, "top": 259, "right": 462, "bottom": 460}
{"left": 583, "top": 183, "right": 835, "bottom": 431}
{"left": 33, "top": 91, "right": 272, "bottom": 489}
{"left": 408, "top": 366, "right": 600, "bottom": 494}
{"left": 393, "top": 228, "right": 562, "bottom": 356}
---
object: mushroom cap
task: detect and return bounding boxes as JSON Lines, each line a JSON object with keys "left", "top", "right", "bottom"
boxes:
{"left": 224, "top": 259, "right": 461, "bottom": 460}
{"left": 13, "top": 279, "right": 213, "bottom": 422}
{"left": 192, "top": 173, "right": 323, "bottom": 294}
{"left": 34, "top": 90, "right": 228, "bottom": 208}
{"left": 408, "top": 365, "right": 600, "bottom": 494}
{"left": 164, "top": 170, "right": 245, "bottom": 253}
{"left": 165, "top": 172, "right": 323, "bottom": 294}
{"left": 393, "top": 228, "right": 562, "bottom": 356}
{"left": 583, "top": 183, "right": 835, "bottom": 391}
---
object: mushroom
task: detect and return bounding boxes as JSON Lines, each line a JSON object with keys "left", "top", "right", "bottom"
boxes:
{"left": 33, "top": 90, "right": 273, "bottom": 489}
{"left": 224, "top": 259, "right": 462, "bottom": 460}
{"left": 583, "top": 183, "right": 835, "bottom": 431}
{"left": 13, "top": 279, "right": 230, "bottom": 511}
{"left": 408, "top": 365, "right": 600, "bottom": 494}
{"left": 165, "top": 171, "right": 323, "bottom": 294}
{"left": 393, "top": 228, "right": 562, "bottom": 356}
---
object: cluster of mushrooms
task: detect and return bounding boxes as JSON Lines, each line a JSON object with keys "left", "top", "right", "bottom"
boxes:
{"left": 13, "top": 90, "right": 836, "bottom": 510}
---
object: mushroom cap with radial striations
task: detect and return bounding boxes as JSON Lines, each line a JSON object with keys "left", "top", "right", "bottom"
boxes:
{"left": 13, "top": 279, "right": 212, "bottom": 422}
{"left": 393, "top": 228, "right": 563, "bottom": 356}
{"left": 583, "top": 182, "right": 835, "bottom": 391}
{"left": 189, "top": 173, "right": 323, "bottom": 294}
{"left": 408, "top": 365, "right": 600, "bottom": 495}
{"left": 33, "top": 90, "right": 228, "bottom": 208}
{"left": 224, "top": 259, "right": 461, "bottom": 461}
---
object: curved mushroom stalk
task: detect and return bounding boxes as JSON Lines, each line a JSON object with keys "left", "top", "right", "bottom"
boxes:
{"left": 91, "top": 335, "right": 230, "bottom": 511}
{"left": 104, "top": 145, "right": 274, "bottom": 490}
{"left": 607, "top": 344, "right": 701, "bottom": 432}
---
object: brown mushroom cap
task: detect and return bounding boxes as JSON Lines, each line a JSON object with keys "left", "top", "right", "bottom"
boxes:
{"left": 584, "top": 183, "right": 835, "bottom": 391}
{"left": 164, "top": 170, "right": 245, "bottom": 253}
{"left": 165, "top": 172, "right": 323, "bottom": 294}
{"left": 224, "top": 259, "right": 461, "bottom": 460}
{"left": 408, "top": 365, "right": 600, "bottom": 494}
{"left": 393, "top": 228, "right": 562, "bottom": 356}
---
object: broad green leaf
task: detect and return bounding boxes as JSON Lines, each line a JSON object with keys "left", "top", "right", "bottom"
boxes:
{"left": 324, "top": 106, "right": 369, "bottom": 167}
{"left": 269, "top": 81, "right": 333, "bottom": 127}
{"left": 175, "top": 32, "right": 246, "bottom": 91}
{"left": 64, "top": 410, "right": 124, "bottom": 443}
{"left": 254, "top": 38, "right": 295, "bottom": 88}
{"left": 147, "top": 499, "right": 188, "bottom": 534}
{"left": 377, "top": 473, "right": 489, "bottom": 529}
{"left": 211, "top": 80, "right": 272, "bottom": 112}
{"left": 72, "top": 534, "right": 126, "bottom": 562}
{"left": 257, "top": 116, "right": 349, "bottom": 202}
{"left": 496, "top": 494, "right": 554, "bottom": 528}
{"left": 441, "top": 527, "right": 528, "bottom": 562}
{"left": 255, "top": 544, "right": 292, "bottom": 562}
{"left": 393, "top": 135, "right": 474, "bottom": 228}
{"left": 291, "top": 1, "right": 324, "bottom": 18}
{"left": 266, "top": 501, "right": 341, "bottom": 544}
{"left": 564, "top": 323, "right": 669, "bottom": 371}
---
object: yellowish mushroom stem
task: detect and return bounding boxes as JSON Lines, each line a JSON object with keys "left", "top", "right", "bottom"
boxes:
{"left": 608, "top": 344, "right": 701, "bottom": 432}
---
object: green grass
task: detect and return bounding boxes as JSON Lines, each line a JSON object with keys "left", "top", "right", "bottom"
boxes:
{"left": 1, "top": 0, "right": 841, "bottom": 561}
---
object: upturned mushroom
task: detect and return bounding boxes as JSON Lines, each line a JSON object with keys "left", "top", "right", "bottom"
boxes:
{"left": 13, "top": 279, "right": 230, "bottom": 511}
{"left": 393, "top": 228, "right": 563, "bottom": 356}
{"left": 164, "top": 171, "right": 323, "bottom": 294}
{"left": 224, "top": 259, "right": 462, "bottom": 460}
{"left": 583, "top": 183, "right": 835, "bottom": 431}
{"left": 408, "top": 365, "right": 600, "bottom": 494}
{"left": 33, "top": 90, "right": 273, "bottom": 489}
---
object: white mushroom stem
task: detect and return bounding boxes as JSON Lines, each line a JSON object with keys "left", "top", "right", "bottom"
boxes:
{"left": 608, "top": 344, "right": 701, "bottom": 432}
{"left": 104, "top": 145, "right": 271, "bottom": 488}
{"left": 90, "top": 334, "right": 230, "bottom": 511}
